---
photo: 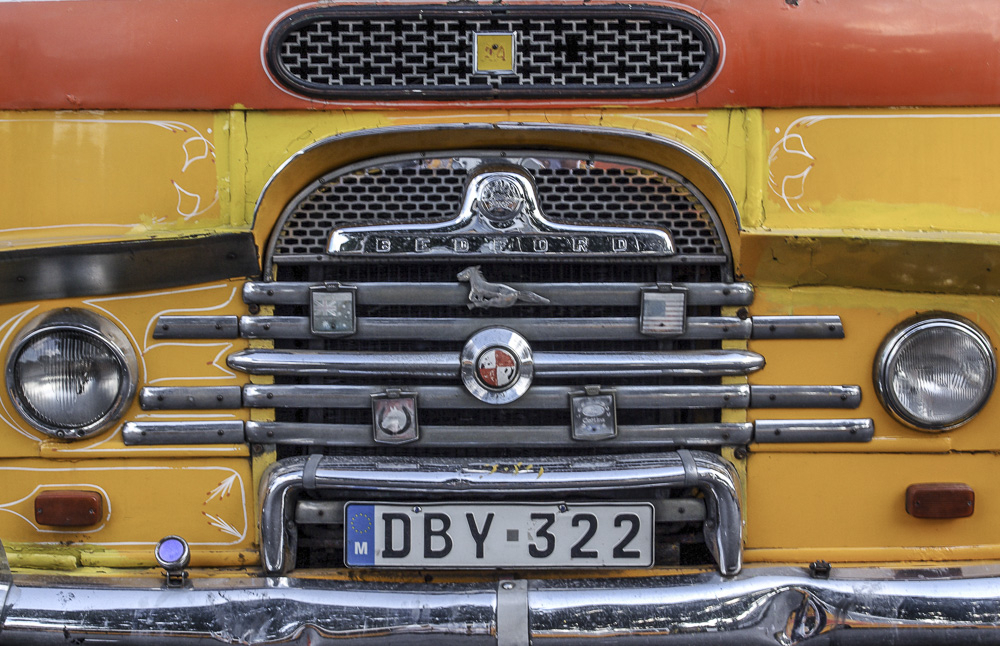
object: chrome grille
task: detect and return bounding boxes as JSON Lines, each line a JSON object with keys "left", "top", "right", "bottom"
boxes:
{"left": 273, "top": 155, "right": 726, "bottom": 258}
{"left": 255, "top": 152, "right": 737, "bottom": 454}
{"left": 267, "top": 5, "right": 718, "bottom": 99}
{"left": 136, "top": 145, "right": 874, "bottom": 573}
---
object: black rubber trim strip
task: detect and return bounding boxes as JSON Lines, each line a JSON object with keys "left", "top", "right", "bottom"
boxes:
{"left": 0, "top": 233, "right": 260, "bottom": 304}
{"left": 266, "top": 4, "right": 720, "bottom": 101}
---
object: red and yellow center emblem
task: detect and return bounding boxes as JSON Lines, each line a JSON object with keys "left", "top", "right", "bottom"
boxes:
{"left": 477, "top": 347, "right": 519, "bottom": 390}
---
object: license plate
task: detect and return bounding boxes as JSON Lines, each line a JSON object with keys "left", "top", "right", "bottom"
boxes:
{"left": 344, "top": 502, "right": 654, "bottom": 568}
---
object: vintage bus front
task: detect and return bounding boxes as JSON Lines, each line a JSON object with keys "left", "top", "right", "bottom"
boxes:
{"left": 1, "top": 1, "right": 1000, "bottom": 643}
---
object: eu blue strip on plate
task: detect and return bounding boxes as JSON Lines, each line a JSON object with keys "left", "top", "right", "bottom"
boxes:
{"left": 345, "top": 504, "right": 375, "bottom": 566}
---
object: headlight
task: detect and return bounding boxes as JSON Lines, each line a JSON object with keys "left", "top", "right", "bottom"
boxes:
{"left": 874, "top": 314, "right": 995, "bottom": 431}
{"left": 7, "top": 309, "right": 138, "bottom": 440}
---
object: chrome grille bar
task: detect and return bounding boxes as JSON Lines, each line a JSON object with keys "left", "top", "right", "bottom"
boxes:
{"left": 242, "top": 281, "right": 755, "bottom": 307}
{"left": 153, "top": 315, "right": 238, "bottom": 339}
{"left": 238, "top": 316, "right": 753, "bottom": 341}
{"left": 245, "top": 422, "right": 755, "bottom": 448}
{"left": 533, "top": 351, "right": 763, "bottom": 378}
{"left": 121, "top": 419, "right": 875, "bottom": 446}
{"left": 751, "top": 316, "right": 844, "bottom": 339}
{"left": 122, "top": 421, "right": 245, "bottom": 445}
{"left": 750, "top": 385, "right": 861, "bottom": 409}
{"left": 754, "top": 419, "right": 875, "bottom": 443}
{"left": 139, "top": 386, "right": 242, "bottom": 410}
{"left": 137, "top": 385, "right": 864, "bottom": 413}
{"left": 242, "top": 384, "right": 751, "bottom": 410}
{"left": 227, "top": 349, "right": 765, "bottom": 378}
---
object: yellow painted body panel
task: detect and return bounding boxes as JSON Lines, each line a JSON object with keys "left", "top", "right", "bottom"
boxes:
{"left": 746, "top": 452, "right": 1000, "bottom": 560}
{"left": 0, "top": 112, "right": 240, "bottom": 248}
{"left": 4, "top": 107, "right": 999, "bottom": 243}
{"left": 0, "top": 457, "right": 256, "bottom": 568}
{"left": 762, "top": 109, "right": 1000, "bottom": 232}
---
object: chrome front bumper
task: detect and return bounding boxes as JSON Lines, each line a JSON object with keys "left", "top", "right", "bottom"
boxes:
{"left": 259, "top": 450, "right": 743, "bottom": 576}
{"left": 3, "top": 556, "right": 1000, "bottom": 644}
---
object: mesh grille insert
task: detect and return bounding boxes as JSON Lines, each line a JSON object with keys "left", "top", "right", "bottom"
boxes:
{"left": 267, "top": 5, "right": 718, "bottom": 100}
{"left": 272, "top": 155, "right": 725, "bottom": 258}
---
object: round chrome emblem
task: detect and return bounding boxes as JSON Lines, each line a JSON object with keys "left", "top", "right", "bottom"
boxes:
{"left": 477, "top": 176, "right": 524, "bottom": 223}
{"left": 476, "top": 347, "right": 519, "bottom": 390}
{"left": 461, "top": 328, "right": 533, "bottom": 404}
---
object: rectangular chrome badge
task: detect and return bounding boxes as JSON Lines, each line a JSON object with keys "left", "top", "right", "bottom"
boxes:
{"left": 310, "top": 285, "right": 356, "bottom": 336}
{"left": 345, "top": 501, "right": 653, "bottom": 568}
{"left": 641, "top": 288, "right": 687, "bottom": 336}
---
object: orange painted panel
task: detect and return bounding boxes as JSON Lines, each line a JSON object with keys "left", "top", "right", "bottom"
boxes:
{"left": 0, "top": 0, "right": 998, "bottom": 110}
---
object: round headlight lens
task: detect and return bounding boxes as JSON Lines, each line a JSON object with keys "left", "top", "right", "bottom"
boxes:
{"left": 875, "top": 315, "right": 995, "bottom": 431}
{"left": 7, "top": 310, "right": 137, "bottom": 439}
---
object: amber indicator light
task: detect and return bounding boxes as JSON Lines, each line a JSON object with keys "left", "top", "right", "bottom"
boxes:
{"left": 34, "top": 490, "right": 104, "bottom": 527}
{"left": 905, "top": 483, "right": 974, "bottom": 519}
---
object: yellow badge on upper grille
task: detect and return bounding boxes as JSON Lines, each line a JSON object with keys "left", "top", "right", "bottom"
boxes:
{"left": 474, "top": 32, "right": 517, "bottom": 74}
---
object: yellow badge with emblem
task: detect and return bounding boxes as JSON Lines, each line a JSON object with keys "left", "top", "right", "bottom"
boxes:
{"left": 474, "top": 32, "right": 517, "bottom": 74}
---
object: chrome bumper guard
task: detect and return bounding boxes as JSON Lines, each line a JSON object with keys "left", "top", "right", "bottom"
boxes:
{"left": 259, "top": 450, "right": 742, "bottom": 575}
{"left": 4, "top": 556, "right": 1000, "bottom": 644}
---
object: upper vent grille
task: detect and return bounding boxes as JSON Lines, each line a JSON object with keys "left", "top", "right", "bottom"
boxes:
{"left": 266, "top": 5, "right": 719, "bottom": 100}
{"left": 272, "top": 154, "right": 726, "bottom": 259}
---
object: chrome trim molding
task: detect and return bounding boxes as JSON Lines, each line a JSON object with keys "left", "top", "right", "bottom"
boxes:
{"left": 245, "top": 421, "right": 754, "bottom": 447}
{"left": 750, "top": 385, "right": 862, "bottom": 409}
{"left": 227, "top": 348, "right": 765, "bottom": 378}
{"left": 243, "top": 281, "right": 755, "bottom": 307}
{"left": 7, "top": 564, "right": 1000, "bottom": 644}
{"left": 258, "top": 451, "right": 743, "bottom": 576}
{"left": 153, "top": 316, "right": 239, "bottom": 339}
{"left": 140, "top": 387, "right": 243, "bottom": 410}
{"left": 751, "top": 315, "right": 844, "bottom": 340}
{"left": 122, "top": 421, "right": 246, "bottom": 446}
{"left": 753, "top": 419, "right": 875, "bottom": 443}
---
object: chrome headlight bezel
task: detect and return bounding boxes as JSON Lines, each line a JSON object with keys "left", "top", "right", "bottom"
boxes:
{"left": 874, "top": 313, "right": 996, "bottom": 432}
{"left": 6, "top": 308, "right": 138, "bottom": 440}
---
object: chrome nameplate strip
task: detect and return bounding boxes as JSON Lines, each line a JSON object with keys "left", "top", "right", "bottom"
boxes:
{"left": 329, "top": 167, "right": 674, "bottom": 257}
